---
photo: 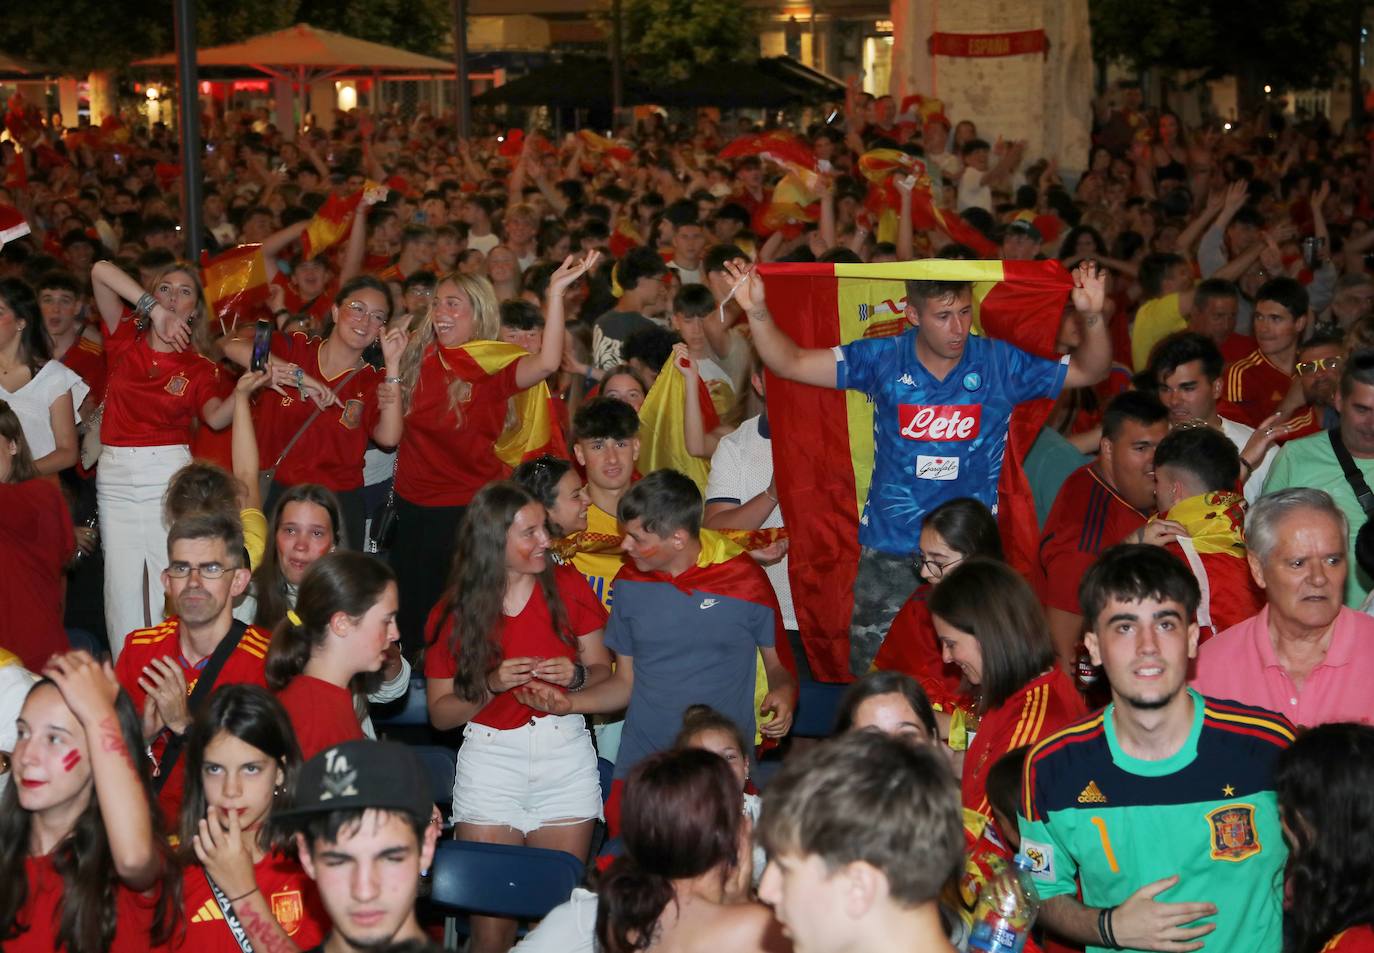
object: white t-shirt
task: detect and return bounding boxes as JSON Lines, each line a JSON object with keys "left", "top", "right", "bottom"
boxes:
{"left": 512, "top": 887, "right": 597, "bottom": 953}
{"left": 0, "top": 657, "right": 39, "bottom": 798}
{"left": 957, "top": 166, "right": 992, "bottom": 213}
{"left": 0, "top": 360, "right": 88, "bottom": 461}
{"left": 669, "top": 261, "right": 704, "bottom": 286}
{"left": 1219, "top": 416, "right": 1275, "bottom": 501}
{"left": 467, "top": 232, "right": 500, "bottom": 255}
{"left": 704, "top": 415, "right": 796, "bottom": 629}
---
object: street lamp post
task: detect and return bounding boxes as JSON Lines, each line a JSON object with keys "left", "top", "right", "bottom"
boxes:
{"left": 452, "top": 0, "right": 470, "bottom": 137}
{"left": 611, "top": 0, "right": 624, "bottom": 125}
{"left": 173, "top": 0, "right": 203, "bottom": 261}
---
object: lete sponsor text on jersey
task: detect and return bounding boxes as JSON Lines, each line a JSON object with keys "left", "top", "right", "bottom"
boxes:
{"left": 899, "top": 403, "right": 982, "bottom": 441}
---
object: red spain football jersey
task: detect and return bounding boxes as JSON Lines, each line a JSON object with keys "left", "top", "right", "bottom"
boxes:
{"left": 60, "top": 332, "right": 108, "bottom": 406}
{"left": 257, "top": 331, "right": 382, "bottom": 490}
{"left": 166, "top": 852, "right": 327, "bottom": 953}
{"left": 1039, "top": 465, "right": 1150, "bottom": 615}
{"left": 1220, "top": 347, "right": 1293, "bottom": 427}
{"left": 101, "top": 316, "right": 228, "bottom": 447}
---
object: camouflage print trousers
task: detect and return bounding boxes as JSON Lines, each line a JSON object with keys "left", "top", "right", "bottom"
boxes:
{"left": 848, "top": 546, "right": 921, "bottom": 676}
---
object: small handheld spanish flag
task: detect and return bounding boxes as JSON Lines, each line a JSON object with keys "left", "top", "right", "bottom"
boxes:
{"left": 201, "top": 243, "right": 269, "bottom": 327}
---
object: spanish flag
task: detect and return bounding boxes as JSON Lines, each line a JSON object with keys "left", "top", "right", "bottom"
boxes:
{"left": 858, "top": 149, "right": 998, "bottom": 256}
{"left": 577, "top": 129, "right": 633, "bottom": 164}
{"left": 300, "top": 189, "right": 366, "bottom": 261}
{"left": 758, "top": 258, "right": 1072, "bottom": 681}
{"left": 200, "top": 243, "right": 268, "bottom": 327}
{"left": 448, "top": 340, "right": 566, "bottom": 467}
{"left": 635, "top": 351, "right": 721, "bottom": 493}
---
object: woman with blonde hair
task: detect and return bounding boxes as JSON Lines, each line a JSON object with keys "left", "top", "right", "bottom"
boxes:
{"left": 390, "top": 253, "right": 599, "bottom": 653}
{"left": 89, "top": 259, "right": 236, "bottom": 655}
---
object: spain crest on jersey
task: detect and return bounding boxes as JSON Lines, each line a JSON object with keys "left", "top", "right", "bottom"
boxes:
{"left": 339, "top": 398, "right": 364, "bottom": 429}
{"left": 271, "top": 889, "right": 305, "bottom": 935}
{"left": 165, "top": 373, "right": 189, "bottom": 396}
{"left": 1206, "top": 804, "right": 1261, "bottom": 862}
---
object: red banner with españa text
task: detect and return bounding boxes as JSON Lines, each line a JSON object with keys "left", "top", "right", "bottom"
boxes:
{"left": 758, "top": 259, "right": 1072, "bottom": 681}
{"left": 929, "top": 29, "right": 1047, "bottom": 58}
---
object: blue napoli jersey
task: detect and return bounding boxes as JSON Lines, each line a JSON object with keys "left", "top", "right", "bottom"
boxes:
{"left": 836, "top": 331, "right": 1067, "bottom": 555}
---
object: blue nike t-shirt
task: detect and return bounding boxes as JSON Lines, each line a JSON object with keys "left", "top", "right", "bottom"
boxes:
{"left": 836, "top": 330, "right": 1068, "bottom": 556}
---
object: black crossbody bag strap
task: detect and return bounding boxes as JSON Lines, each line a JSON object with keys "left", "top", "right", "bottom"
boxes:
{"left": 205, "top": 869, "right": 257, "bottom": 953}
{"left": 152, "top": 620, "right": 250, "bottom": 793}
{"left": 1330, "top": 429, "right": 1374, "bottom": 516}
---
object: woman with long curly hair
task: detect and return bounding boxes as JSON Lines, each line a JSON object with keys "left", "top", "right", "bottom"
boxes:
{"left": 389, "top": 252, "right": 597, "bottom": 654}
{"left": 1275, "top": 722, "right": 1374, "bottom": 953}
{"left": 89, "top": 259, "right": 235, "bottom": 655}
{"left": 0, "top": 651, "right": 180, "bottom": 953}
{"left": 424, "top": 479, "right": 611, "bottom": 953}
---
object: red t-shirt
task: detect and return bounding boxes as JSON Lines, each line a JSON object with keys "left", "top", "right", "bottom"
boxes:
{"left": 101, "top": 316, "right": 228, "bottom": 446}
{"left": 256, "top": 332, "right": 381, "bottom": 490}
{"left": 276, "top": 674, "right": 363, "bottom": 758}
{"left": 1038, "top": 464, "right": 1150, "bottom": 614}
{"left": 271, "top": 271, "right": 337, "bottom": 325}
{"left": 872, "top": 587, "right": 969, "bottom": 712}
{"left": 165, "top": 853, "right": 327, "bottom": 953}
{"left": 395, "top": 345, "right": 524, "bottom": 506}
{"left": 60, "top": 333, "right": 108, "bottom": 406}
{"left": 1220, "top": 347, "right": 1293, "bottom": 427}
{"left": 424, "top": 564, "right": 607, "bottom": 730}
{"left": 8, "top": 854, "right": 160, "bottom": 953}
{"left": 362, "top": 252, "right": 394, "bottom": 275}
{"left": 962, "top": 668, "right": 1087, "bottom": 821}
{"left": 0, "top": 479, "right": 75, "bottom": 670}
{"left": 115, "top": 619, "right": 272, "bottom": 826}
{"left": 1324, "top": 926, "right": 1374, "bottom": 952}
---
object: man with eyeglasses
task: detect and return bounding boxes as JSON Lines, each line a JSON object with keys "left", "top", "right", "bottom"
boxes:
{"left": 115, "top": 511, "right": 271, "bottom": 826}
{"left": 1280, "top": 327, "right": 1346, "bottom": 440}
{"left": 1263, "top": 351, "right": 1374, "bottom": 607}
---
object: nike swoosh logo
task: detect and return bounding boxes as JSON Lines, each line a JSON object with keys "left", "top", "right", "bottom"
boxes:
{"left": 700, "top": 598, "right": 719, "bottom": 609}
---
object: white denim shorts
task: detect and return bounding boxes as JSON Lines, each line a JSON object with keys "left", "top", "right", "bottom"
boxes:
{"left": 453, "top": 713, "right": 603, "bottom": 834}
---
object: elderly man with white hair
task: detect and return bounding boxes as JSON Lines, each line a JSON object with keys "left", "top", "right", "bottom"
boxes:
{"left": 1192, "top": 487, "right": 1374, "bottom": 726}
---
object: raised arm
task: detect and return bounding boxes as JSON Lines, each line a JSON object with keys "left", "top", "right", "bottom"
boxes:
{"left": 516, "top": 251, "right": 600, "bottom": 389}
{"left": 45, "top": 653, "right": 162, "bottom": 889}
{"left": 1062, "top": 261, "right": 1112, "bottom": 390}
{"left": 89, "top": 260, "right": 191, "bottom": 351}
{"left": 231, "top": 371, "right": 266, "bottom": 512}
{"left": 671, "top": 344, "right": 718, "bottom": 458}
{"left": 724, "top": 260, "right": 838, "bottom": 388}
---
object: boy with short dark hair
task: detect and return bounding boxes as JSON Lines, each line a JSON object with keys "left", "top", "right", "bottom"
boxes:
{"left": 274, "top": 740, "right": 440, "bottom": 953}
{"left": 499, "top": 298, "right": 546, "bottom": 354}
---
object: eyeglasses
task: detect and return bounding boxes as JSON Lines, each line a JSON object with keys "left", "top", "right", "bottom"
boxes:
{"left": 915, "top": 551, "right": 963, "bottom": 577}
{"left": 166, "top": 561, "right": 231, "bottom": 579}
{"left": 1296, "top": 357, "right": 1343, "bottom": 375}
{"left": 343, "top": 300, "right": 389, "bottom": 324}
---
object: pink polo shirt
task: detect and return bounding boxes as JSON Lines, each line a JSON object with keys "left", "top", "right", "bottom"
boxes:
{"left": 1192, "top": 605, "right": 1374, "bottom": 727}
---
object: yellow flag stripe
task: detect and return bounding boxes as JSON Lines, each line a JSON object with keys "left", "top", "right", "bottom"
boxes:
{"left": 832, "top": 260, "right": 1007, "bottom": 282}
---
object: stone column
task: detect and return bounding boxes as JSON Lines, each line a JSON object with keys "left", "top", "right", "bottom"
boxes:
{"left": 889, "top": 0, "right": 1092, "bottom": 175}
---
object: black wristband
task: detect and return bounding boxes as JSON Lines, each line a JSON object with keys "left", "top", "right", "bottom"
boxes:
{"left": 567, "top": 662, "right": 587, "bottom": 692}
{"left": 1101, "top": 906, "right": 1122, "bottom": 949}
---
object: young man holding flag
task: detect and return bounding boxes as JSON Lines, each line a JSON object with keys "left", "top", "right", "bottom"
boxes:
{"left": 724, "top": 258, "right": 1112, "bottom": 674}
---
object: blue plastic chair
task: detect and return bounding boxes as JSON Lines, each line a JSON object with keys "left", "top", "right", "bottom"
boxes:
{"left": 371, "top": 675, "right": 430, "bottom": 728}
{"left": 428, "top": 840, "right": 584, "bottom": 941}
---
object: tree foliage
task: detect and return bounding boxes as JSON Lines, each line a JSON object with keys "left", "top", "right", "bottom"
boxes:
{"left": 0, "top": 0, "right": 450, "bottom": 76}
{"left": 600, "top": 0, "right": 763, "bottom": 85}
{"left": 1089, "top": 0, "right": 1359, "bottom": 91}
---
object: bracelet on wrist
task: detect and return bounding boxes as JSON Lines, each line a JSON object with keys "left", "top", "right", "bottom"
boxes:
{"left": 135, "top": 292, "right": 157, "bottom": 319}
{"left": 567, "top": 662, "right": 588, "bottom": 692}
{"left": 227, "top": 886, "right": 260, "bottom": 905}
{"left": 385, "top": 375, "right": 403, "bottom": 384}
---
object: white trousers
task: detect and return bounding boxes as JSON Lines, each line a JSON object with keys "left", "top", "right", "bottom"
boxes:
{"left": 97, "top": 444, "right": 190, "bottom": 658}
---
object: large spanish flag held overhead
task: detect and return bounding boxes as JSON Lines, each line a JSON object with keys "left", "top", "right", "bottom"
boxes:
{"left": 757, "top": 258, "right": 1073, "bottom": 682}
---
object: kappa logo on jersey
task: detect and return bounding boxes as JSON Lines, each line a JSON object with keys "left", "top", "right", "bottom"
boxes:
{"left": 339, "top": 398, "right": 364, "bottom": 429}
{"left": 1206, "top": 804, "right": 1261, "bottom": 862}
{"left": 1078, "top": 781, "right": 1108, "bottom": 804}
{"left": 899, "top": 403, "right": 982, "bottom": 441}
{"left": 271, "top": 889, "right": 305, "bottom": 935}
{"left": 1020, "top": 840, "right": 1054, "bottom": 881}
{"left": 898, "top": 373, "right": 917, "bottom": 387}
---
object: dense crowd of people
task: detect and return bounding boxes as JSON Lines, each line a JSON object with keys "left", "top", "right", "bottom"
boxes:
{"left": 3, "top": 75, "right": 1374, "bottom": 953}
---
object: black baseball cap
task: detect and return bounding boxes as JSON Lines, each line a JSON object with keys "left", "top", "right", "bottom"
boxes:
{"left": 275, "top": 740, "right": 433, "bottom": 821}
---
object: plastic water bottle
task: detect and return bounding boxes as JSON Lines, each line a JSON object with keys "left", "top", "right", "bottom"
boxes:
{"left": 967, "top": 853, "right": 1040, "bottom": 953}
